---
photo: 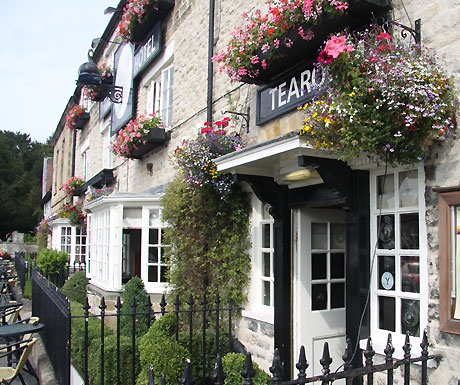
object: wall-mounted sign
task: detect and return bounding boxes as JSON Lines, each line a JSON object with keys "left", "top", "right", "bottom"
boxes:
{"left": 133, "top": 23, "right": 162, "bottom": 79}
{"left": 381, "top": 271, "right": 394, "bottom": 290}
{"left": 111, "top": 43, "right": 134, "bottom": 136}
{"left": 256, "top": 61, "right": 326, "bottom": 126}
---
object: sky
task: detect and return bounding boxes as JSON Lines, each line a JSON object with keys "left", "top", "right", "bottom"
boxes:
{"left": 0, "top": 1, "right": 121, "bottom": 143}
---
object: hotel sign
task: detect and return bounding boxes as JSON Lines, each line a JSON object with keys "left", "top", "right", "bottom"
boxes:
{"left": 256, "top": 62, "right": 326, "bottom": 125}
{"left": 133, "top": 22, "right": 162, "bottom": 78}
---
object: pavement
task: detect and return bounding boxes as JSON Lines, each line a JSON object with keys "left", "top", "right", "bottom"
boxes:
{"left": 1, "top": 282, "right": 59, "bottom": 385}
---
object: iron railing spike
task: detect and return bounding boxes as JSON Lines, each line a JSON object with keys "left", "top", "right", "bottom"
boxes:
{"left": 269, "top": 348, "right": 283, "bottom": 384}
{"left": 148, "top": 363, "right": 154, "bottom": 385}
{"left": 241, "top": 353, "right": 255, "bottom": 385}
{"left": 212, "top": 354, "right": 226, "bottom": 385}
{"left": 180, "top": 359, "right": 194, "bottom": 385}
{"left": 296, "top": 345, "right": 308, "bottom": 380}
{"left": 160, "top": 294, "right": 167, "bottom": 315}
{"left": 160, "top": 373, "right": 166, "bottom": 385}
{"left": 364, "top": 336, "right": 375, "bottom": 367}
{"left": 320, "top": 342, "right": 332, "bottom": 376}
{"left": 342, "top": 337, "right": 353, "bottom": 370}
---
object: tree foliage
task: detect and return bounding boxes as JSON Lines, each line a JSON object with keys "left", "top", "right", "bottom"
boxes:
{"left": 161, "top": 177, "right": 251, "bottom": 308}
{"left": 0, "top": 130, "right": 51, "bottom": 240}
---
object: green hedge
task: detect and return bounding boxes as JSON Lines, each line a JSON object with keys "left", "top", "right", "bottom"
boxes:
{"left": 62, "top": 271, "right": 89, "bottom": 304}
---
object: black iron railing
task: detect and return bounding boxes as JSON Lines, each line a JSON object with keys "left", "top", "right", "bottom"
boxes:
{"left": 150, "top": 331, "right": 440, "bottom": 385}
{"left": 32, "top": 267, "right": 71, "bottom": 385}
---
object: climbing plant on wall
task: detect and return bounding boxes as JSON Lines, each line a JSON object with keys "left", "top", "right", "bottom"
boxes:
{"left": 161, "top": 118, "right": 251, "bottom": 308}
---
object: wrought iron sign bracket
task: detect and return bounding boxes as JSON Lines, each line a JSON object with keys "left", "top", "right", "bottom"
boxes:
{"left": 386, "top": 18, "right": 421, "bottom": 46}
{"left": 102, "top": 84, "right": 123, "bottom": 104}
{"left": 223, "top": 108, "right": 250, "bottom": 133}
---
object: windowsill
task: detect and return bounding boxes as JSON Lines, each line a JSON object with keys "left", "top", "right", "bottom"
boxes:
{"left": 242, "top": 309, "right": 274, "bottom": 325}
{"left": 359, "top": 337, "right": 438, "bottom": 368}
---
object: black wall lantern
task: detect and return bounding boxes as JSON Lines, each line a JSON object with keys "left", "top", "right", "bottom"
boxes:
{"left": 77, "top": 50, "right": 123, "bottom": 103}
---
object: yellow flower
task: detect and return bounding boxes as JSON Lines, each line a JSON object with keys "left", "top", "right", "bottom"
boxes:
{"left": 349, "top": 92, "right": 355, "bottom": 97}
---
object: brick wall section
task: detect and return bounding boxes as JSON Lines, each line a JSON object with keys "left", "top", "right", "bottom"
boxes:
{"left": 392, "top": 1, "right": 460, "bottom": 383}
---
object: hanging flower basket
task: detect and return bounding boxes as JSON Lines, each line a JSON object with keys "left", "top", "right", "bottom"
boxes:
{"left": 58, "top": 203, "right": 87, "bottom": 227}
{"left": 298, "top": 27, "right": 458, "bottom": 166}
{"left": 213, "top": 0, "right": 392, "bottom": 84}
{"left": 61, "top": 176, "right": 86, "bottom": 197}
{"left": 111, "top": 112, "right": 169, "bottom": 159}
{"left": 66, "top": 105, "right": 89, "bottom": 129}
{"left": 118, "top": 0, "right": 175, "bottom": 43}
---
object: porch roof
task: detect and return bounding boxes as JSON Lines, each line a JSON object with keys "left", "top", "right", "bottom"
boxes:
{"left": 85, "top": 191, "right": 163, "bottom": 210}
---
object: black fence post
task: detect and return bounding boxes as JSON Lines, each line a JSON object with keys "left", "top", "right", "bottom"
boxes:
{"left": 242, "top": 353, "right": 255, "bottom": 385}
{"left": 100, "top": 297, "right": 107, "bottom": 385}
{"left": 212, "top": 355, "right": 226, "bottom": 385}
{"left": 364, "top": 337, "right": 375, "bottom": 385}
{"left": 403, "top": 333, "right": 411, "bottom": 385}
{"left": 131, "top": 296, "right": 137, "bottom": 385}
{"left": 116, "top": 296, "right": 122, "bottom": 385}
{"left": 215, "top": 293, "right": 220, "bottom": 357}
{"left": 188, "top": 295, "right": 194, "bottom": 357}
{"left": 202, "top": 294, "right": 208, "bottom": 380}
{"left": 83, "top": 298, "right": 90, "bottom": 385}
{"left": 421, "top": 330, "right": 429, "bottom": 385}
{"left": 384, "top": 334, "right": 394, "bottom": 385}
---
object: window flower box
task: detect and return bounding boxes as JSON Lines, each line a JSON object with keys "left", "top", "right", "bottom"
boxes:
{"left": 128, "top": 126, "right": 170, "bottom": 159}
{"left": 214, "top": 0, "right": 392, "bottom": 85}
{"left": 111, "top": 113, "right": 169, "bottom": 159}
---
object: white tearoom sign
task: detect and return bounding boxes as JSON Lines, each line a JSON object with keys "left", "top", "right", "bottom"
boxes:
{"left": 256, "top": 61, "right": 326, "bottom": 125}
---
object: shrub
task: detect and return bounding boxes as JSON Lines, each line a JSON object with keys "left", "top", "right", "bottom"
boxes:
{"left": 222, "top": 353, "right": 271, "bottom": 385}
{"left": 62, "top": 271, "right": 89, "bottom": 304}
{"left": 89, "top": 334, "right": 140, "bottom": 385}
{"left": 137, "top": 313, "right": 189, "bottom": 385}
{"left": 70, "top": 301, "right": 115, "bottom": 379}
{"left": 121, "top": 277, "right": 150, "bottom": 338}
{"left": 36, "top": 248, "right": 68, "bottom": 287}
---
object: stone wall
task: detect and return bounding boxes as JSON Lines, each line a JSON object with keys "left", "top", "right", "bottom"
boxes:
{"left": 392, "top": 0, "right": 460, "bottom": 383}
{"left": 236, "top": 316, "right": 274, "bottom": 373}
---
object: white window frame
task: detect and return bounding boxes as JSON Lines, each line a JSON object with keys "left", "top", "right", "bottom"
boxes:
{"left": 243, "top": 193, "right": 274, "bottom": 324}
{"left": 367, "top": 165, "right": 428, "bottom": 354}
{"left": 142, "top": 206, "right": 168, "bottom": 293}
{"left": 148, "top": 65, "right": 173, "bottom": 127}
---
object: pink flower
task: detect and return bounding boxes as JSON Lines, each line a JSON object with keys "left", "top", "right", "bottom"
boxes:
{"left": 323, "top": 35, "right": 354, "bottom": 59}
{"left": 261, "top": 43, "right": 270, "bottom": 53}
{"left": 261, "top": 59, "right": 267, "bottom": 69}
{"left": 238, "top": 67, "right": 248, "bottom": 75}
{"left": 274, "top": 38, "right": 280, "bottom": 48}
{"left": 250, "top": 55, "right": 259, "bottom": 64}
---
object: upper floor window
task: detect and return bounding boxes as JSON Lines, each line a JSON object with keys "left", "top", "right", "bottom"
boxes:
{"left": 149, "top": 66, "right": 173, "bottom": 127}
{"left": 370, "top": 167, "right": 427, "bottom": 345}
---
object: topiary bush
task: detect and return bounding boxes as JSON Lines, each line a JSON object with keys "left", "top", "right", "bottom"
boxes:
{"left": 36, "top": 248, "right": 68, "bottom": 287}
{"left": 121, "top": 277, "right": 150, "bottom": 338}
{"left": 222, "top": 353, "right": 271, "bottom": 385}
{"left": 137, "top": 313, "right": 189, "bottom": 385}
{"left": 62, "top": 271, "right": 89, "bottom": 304}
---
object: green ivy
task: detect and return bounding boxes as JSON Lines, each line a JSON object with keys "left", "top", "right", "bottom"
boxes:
{"left": 161, "top": 177, "right": 251, "bottom": 309}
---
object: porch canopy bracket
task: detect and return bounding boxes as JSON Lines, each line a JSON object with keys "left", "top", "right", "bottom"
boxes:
{"left": 298, "top": 155, "right": 353, "bottom": 210}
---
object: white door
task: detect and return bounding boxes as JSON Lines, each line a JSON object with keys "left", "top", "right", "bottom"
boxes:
{"left": 293, "top": 208, "right": 346, "bottom": 377}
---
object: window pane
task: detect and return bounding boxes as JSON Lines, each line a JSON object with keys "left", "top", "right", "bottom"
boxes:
{"left": 331, "top": 253, "right": 345, "bottom": 279}
{"left": 149, "top": 229, "right": 159, "bottom": 245}
{"left": 378, "top": 256, "right": 395, "bottom": 291}
{"left": 61, "top": 228, "right": 66, "bottom": 235}
{"left": 263, "top": 281, "right": 271, "bottom": 306}
{"left": 312, "top": 283, "right": 327, "bottom": 310}
{"left": 149, "top": 247, "right": 158, "bottom": 263}
{"left": 399, "top": 170, "right": 418, "bottom": 207}
{"left": 262, "top": 252, "right": 271, "bottom": 277}
{"left": 401, "top": 256, "right": 420, "bottom": 293}
{"left": 331, "top": 282, "right": 345, "bottom": 309}
{"left": 161, "top": 229, "right": 165, "bottom": 243}
{"left": 377, "top": 174, "right": 394, "bottom": 209}
{"left": 378, "top": 215, "right": 395, "bottom": 249}
{"left": 311, "top": 223, "right": 327, "bottom": 249}
{"left": 312, "top": 253, "right": 327, "bottom": 280}
{"left": 148, "top": 266, "right": 158, "bottom": 282}
{"left": 401, "top": 299, "right": 420, "bottom": 337}
{"left": 330, "top": 223, "right": 345, "bottom": 249}
{"left": 379, "top": 296, "right": 395, "bottom": 332}
{"left": 262, "top": 224, "right": 271, "bottom": 248}
{"left": 400, "top": 213, "right": 419, "bottom": 249}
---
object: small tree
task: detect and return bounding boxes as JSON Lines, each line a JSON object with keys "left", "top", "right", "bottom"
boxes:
{"left": 36, "top": 248, "right": 68, "bottom": 286}
{"left": 120, "top": 277, "right": 150, "bottom": 338}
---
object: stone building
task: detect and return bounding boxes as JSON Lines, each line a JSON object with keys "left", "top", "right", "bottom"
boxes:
{"left": 45, "top": 0, "right": 460, "bottom": 382}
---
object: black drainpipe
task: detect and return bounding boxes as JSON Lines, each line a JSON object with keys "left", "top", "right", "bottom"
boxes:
{"left": 71, "top": 128, "right": 77, "bottom": 177}
{"left": 207, "top": 0, "right": 215, "bottom": 124}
